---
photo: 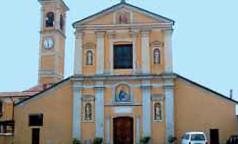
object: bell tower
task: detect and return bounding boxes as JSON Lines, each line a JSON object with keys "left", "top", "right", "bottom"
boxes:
{"left": 38, "top": 0, "right": 69, "bottom": 85}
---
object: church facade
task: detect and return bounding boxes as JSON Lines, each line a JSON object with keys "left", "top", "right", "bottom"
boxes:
{"left": 10, "top": 0, "right": 238, "bottom": 144}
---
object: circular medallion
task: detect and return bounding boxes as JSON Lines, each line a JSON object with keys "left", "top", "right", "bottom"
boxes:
{"left": 43, "top": 37, "right": 54, "bottom": 49}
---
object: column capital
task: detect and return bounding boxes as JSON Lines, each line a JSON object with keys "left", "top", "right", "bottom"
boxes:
{"left": 96, "top": 31, "right": 106, "bottom": 38}
{"left": 163, "top": 28, "right": 174, "bottom": 34}
{"left": 130, "top": 30, "right": 139, "bottom": 38}
{"left": 95, "top": 81, "right": 105, "bottom": 90}
{"left": 163, "top": 79, "right": 174, "bottom": 89}
{"left": 74, "top": 31, "right": 84, "bottom": 39}
{"left": 141, "top": 30, "right": 150, "bottom": 37}
{"left": 73, "top": 82, "right": 82, "bottom": 91}
{"left": 107, "top": 31, "right": 116, "bottom": 39}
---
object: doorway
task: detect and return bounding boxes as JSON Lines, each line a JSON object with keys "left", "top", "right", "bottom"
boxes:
{"left": 113, "top": 117, "right": 133, "bottom": 144}
{"left": 210, "top": 129, "right": 219, "bottom": 144}
{"left": 32, "top": 128, "right": 40, "bottom": 144}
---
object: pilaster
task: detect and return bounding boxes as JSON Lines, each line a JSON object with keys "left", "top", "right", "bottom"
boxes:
{"left": 130, "top": 31, "right": 138, "bottom": 73}
{"left": 164, "top": 79, "right": 175, "bottom": 143}
{"left": 164, "top": 29, "right": 173, "bottom": 73}
{"left": 96, "top": 32, "right": 105, "bottom": 75}
{"left": 106, "top": 114, "right": 111, "bottom": 144}
{"left": 72, "top": 82, "right": 82, "bottom": 140}
{"left": 142, "top": 80, "right": 151, "bottom": 137}
{"left": 136, "top": 115, "right": 141, "bottom": 144}
{"left": 95, "top": 81, "right": 105, "bottom": 138}
{"left": 74, "top": 32, "right": 83, "bottom": 75}
{"left": 141, "top": 31, "right": 150, "bottom": 74}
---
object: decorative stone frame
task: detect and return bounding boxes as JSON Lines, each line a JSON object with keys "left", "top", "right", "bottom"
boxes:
{"left": 151, "top": 94, "right": 164, "bottom": 122}
{"left": 113, "top": 9, "right": 133, "bottom": 24}
{"left": 83, "top": 42, "right": 96, "bottom": 66}
{"left": 81, "top": 96, "right": 95, "bottom": 122}
{"left": 45, "top": 11, "right": 55, "bottom": 28}
{"left": 112, "top": 82, "right": 134, "bottom": 104}
{"left": 150, "top": 41, "right": 163, "bottom": 65}
{"left": 109, "top": 38, "right": 137, "bottom": 74}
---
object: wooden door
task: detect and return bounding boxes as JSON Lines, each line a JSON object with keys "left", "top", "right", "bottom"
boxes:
{"left": 113, "top": 117, "right": 133, "bottom": 144}
{"left": 32, "top": 128, "right": 40, "bottom": 144}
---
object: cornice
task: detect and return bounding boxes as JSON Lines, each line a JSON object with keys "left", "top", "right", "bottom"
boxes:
{"left": 40, "top": 29, "right": 66, "bottom": 38}
{"left": 71, "top": 73, "right": 176, "bottom": 82}
{"left": 75, "top": 23, "right": 173, "bottom": 31}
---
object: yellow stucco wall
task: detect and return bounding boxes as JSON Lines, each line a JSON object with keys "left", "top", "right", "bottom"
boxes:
{"left": 0, "top": 101, "right": 13, "bottom": 121}
{"left": 14, "top": 80, "right": 73, "bottom": 144}
{"left": 174, "top": 77, "right": 238, "bottom": 143}
{"left": 80, "top": 30, "right": 165, "bottom": 76}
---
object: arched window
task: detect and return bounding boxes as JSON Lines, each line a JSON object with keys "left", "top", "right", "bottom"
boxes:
{"left": 153, "top": 49, "right": 161, "bottom": 64}
{"left": 45, "top": 12, "right": 54, "bottom": 27}
{"left": 86, "top": 50, "right": 93, "bottom": 65}
{"left": 154, "top": 102, "right": 162, "bottom": 121}
{"left": 85, "top": 103, "right": 92, "bottom": 120}
{"left": 60, "top": 14, "right": 64, "bottom": 31}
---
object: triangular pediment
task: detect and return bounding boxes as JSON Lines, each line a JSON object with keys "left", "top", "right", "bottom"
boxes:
{"left": 73, "top": 2, "right": 174, "bottom": 27}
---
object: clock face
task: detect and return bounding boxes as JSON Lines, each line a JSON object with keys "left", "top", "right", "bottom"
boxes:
{"left": 43, "top": 38, "right": 54, "bottom": 49}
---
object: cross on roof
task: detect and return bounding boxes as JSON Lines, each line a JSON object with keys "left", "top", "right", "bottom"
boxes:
{"left": 121, "top": 0, "right": 126, "bottom": 3}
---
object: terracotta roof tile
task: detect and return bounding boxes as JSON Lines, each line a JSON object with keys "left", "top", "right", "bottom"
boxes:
{"left": 0, "top": 84, "right": 52, "bottom": 97}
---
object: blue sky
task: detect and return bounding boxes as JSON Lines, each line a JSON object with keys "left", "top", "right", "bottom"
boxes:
{"left": 0, "top": 0, "right": 237, "bottom": 101}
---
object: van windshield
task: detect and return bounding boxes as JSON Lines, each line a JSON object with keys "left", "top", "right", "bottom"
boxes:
{"left": 191, "top": 134, "right": 205, "bottom": 141}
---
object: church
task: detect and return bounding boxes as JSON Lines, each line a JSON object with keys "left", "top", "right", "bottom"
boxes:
{"left": 1, "top": 0, "right": 237, "bottom": 144}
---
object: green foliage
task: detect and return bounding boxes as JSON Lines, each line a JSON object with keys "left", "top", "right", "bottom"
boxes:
{"left": 93, "top": 137, "right": 103, "bottom": 144}
{"left": 168, "top": 136, "right": 177, "bottom": 143}
{"left": 140, "top": 136, "right": 151, "bottom": 144}
{"left": 73, "top": 138, "right": 82, "bottom": 144}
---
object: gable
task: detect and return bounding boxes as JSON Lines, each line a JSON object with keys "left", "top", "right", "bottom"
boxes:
{"left": 73, "top": 2, "right": 174, "bottom": 27}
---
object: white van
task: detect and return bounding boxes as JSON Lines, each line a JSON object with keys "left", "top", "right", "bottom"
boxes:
{"left": 181, "top": 132, "right": 208, "bottom": 144}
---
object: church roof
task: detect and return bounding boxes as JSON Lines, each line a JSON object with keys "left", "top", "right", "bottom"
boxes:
{"left": 0, "top": 84, "right": 52, "bottom": 98}
{"left": 73, "top": 1, "right": 175, "bottom": 27}
{"left": 175, "top": 74, "right": 238, "bottom": 104}
{"left": 15, "top": 77, "right": 71, "bottom": 106}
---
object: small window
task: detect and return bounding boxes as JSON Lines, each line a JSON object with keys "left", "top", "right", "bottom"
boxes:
{"left": 153, "top": 49, "right": 161, "bottom": 64}
{"left": 60, "top": 14, "right": 64, "bottom": 31}
{"left": 86, "top": 50, "right": 93, "bottom": 65}
{"left": 45, "top": 12, "right": 54, "bottom": 27}
{"left": 113, "top": 44, "right": 133, "bottom": 69}
{"left": 29, "top": 114, "right": 43, "bottom": 126}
